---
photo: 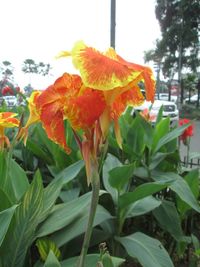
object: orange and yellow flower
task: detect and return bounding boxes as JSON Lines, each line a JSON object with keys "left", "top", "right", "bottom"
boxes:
{"left": 21, "top": 41, "right": 155, "bottom": 183}
{"left": 0, "top": 112, "right": 20, "bottom": 150}
{"left": 58, "top": 41, "right": 155, "bottom": 145}
{"left": 17, "top": 91, "right": 41, "bottom": 145}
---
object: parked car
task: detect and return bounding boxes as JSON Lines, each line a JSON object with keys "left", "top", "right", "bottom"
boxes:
{"left": 155, "top": 93, "right": 178, "bottom": 103}
{"left": 184, "top": 94, "right": 200, "bottom": 104}
{"left": 2, "top": 96, "right": 17, "bottom": 107}
{"left": 131, "top": 99, "right": 179, "bottom": 124}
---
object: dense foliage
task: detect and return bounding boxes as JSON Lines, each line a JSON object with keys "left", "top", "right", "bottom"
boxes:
{"left": 0, "top": 103, "right": 199, "bottom": 267}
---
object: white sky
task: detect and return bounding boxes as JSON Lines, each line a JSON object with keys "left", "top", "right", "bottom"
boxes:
{"left": 0, "top": 0, "right": 161, "bottom": 89}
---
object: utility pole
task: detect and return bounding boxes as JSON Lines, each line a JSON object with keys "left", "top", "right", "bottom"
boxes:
{"left": 110, "top": 0, "right": 116, "bottom": 49}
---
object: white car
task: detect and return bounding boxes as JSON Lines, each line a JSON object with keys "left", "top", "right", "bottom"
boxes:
{"left": 155, "top": 93, "right": 178, "bottom": 103}
{"left": 184, "top": 94, "right": 199, "bottom": 104}
{"left": 2, "top": 96, "right": 17, "bottom": 107}
{"left": 132, "top": 99, "right": 179, "bottom": 124}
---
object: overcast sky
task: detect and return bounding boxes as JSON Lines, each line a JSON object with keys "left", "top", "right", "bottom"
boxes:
{"left": 0, "top": 0, "right": 161, "bottom": 89}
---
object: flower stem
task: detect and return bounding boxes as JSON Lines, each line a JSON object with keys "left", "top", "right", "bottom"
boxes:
{"left": 77, "top": 164, "right": 100, "bottom": 267}
{"left": 186, "top": 138, "right": 190, "bottom": 168}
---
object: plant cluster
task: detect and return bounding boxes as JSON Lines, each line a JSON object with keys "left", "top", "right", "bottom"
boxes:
{"left": 0, "top": 41, "right": 199, "bottom": 267}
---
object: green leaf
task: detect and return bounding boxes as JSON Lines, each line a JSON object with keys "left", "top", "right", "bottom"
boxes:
{"left": 153, "top": 200, "right": 183, "bottom": 241}
{"left": 0, "top": 205, "right": 18, "bottom": 246}
{"left": 127, "top": 117, "right": 145, "bottom": 155}
{"left": 103, "top": 154, "right": 122, "bottom": 204}
{"left": 51, "top": 205, "right": 112, "bottom": 247}
{"left": 139, "top": 116, "right": 154, "bottom": 148}
{"left": 149, "top": 152, "right": 169, "bottom": 170}
{"left": 8, "top": 159, "right": 29, "bottom": 201}
{"left": 126, "top": 196, "right": 161, "bottom": 218}
{"left": 0, "top": 188, "right": 12, "bottom": 211}
{"left": 0, "top": 153, "right": 29, "bottom": 202}
{"left": 176, "top": 169, "right": 199, "bottom": 216}
{"left": 116, "top": 232, "right": 174, "bottom": 267}
{"left": 155, "top": 105, "right": 163, "bottom": 125}
{"left": 36, "top": 192, "right": 93, "bottom": 237}
{"left": 119, "top": 182, "right": 169, "bottom": 210}
{"left": 60, "top": 254, "right": 125, "bottom": 267}
{"left": 43, "top": 250, "right": 61, "bottom": 267}
{"left": 26, "top": 139, "right": 54, "bottom": 165}
{"left": 152, "top": 117, "right": 170, "bottom": 151}
{"left": 39, "top": 176, "right": 64, "bottom": 222}
{"left": 1, "top": 170, "right": 44, "bottom": 267}
{"left": 101, "top": 252, "right": 115, "bottom": 267}
{"left": 170, "top": 178, "right": 200, "bottom": 213}
{"left": 153, "top": 123, "right": 191, "bottom": 152}
{"left": 191, "top": 234, "right": 200, "bottom": 251}
{"left": 51, "top": 160, "right": 84, "bottom": 185}
{"left": 108, "top": 163, "right": 135, "bottom": 192}
{"left": 152, "top": 172, "right": 200, "bottom": 213}
{"left": 36, "top": 238, "right": 61, "bottom": 262}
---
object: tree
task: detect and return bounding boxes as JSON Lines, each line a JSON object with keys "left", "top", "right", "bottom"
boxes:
{"left": 0, "top": 61, "right": 16, "bottom": 95}
{"left": 22, "top": 59, "right": 51, "bottom": 86}
{"left": 145, "top": 0, "right": 200, "bottom": 104}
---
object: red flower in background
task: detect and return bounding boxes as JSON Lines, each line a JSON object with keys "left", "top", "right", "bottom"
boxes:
{"left": 2, "top": 86, "right": 14, "bottom": 95}
{"left": 179, "top": 118, "right": 194, "bottom": 144}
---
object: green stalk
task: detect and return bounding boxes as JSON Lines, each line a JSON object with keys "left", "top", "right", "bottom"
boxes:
{"left": 186, "top": 137, "right": 190, "bottom": 168}
{"left": 77, "top": 163, "right": 100, "bottom": 267}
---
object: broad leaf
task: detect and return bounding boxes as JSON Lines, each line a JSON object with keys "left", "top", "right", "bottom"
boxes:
{"left": 153, "top": 200, "right": 183, "bottom": 241}
{"left": 51, "top": 205, "right": 112, "bottom": 247}
{"left": 0, "top": 153, "right": 29, "bottom": 202}
{"left": 0, "top": 205, "right": 18, "bottom": 246}
{"left": 1, "top": 170, "right": 44, "bottom": 267}
{"left": 43, "top": 250, "right": 61, "bottom": 267}
{"left": 152, "top": 172, "right": 200, "bottom": 213}
{"left": 103, "top": 154, "right": 122, "bottom": 204}
{"left": 126, "top": 196, "right": 161, "bottom": 218}
{"left": 26, "top": 139, "right": 54, "bottom": 165}
{"left": 119, "top": 182, "right": 169, "bottom": 210}
{"left": 127, "top": 116, "right": 145, "bottom": 156}
{"left": 0, "top": 188, "right": 12, "bottom": 211}
{"left": 176, "top": 169, "right": 200, "bottom": 216}
{"left": 116, "top": 232, "right": 174, "bottom": 267}
{"left": 36, "top": 238, "right": 61, "bottom": 262}
{"left": 60, "top": 254, "right": 125, "bottom": 267}
{"left": 36, "top": 192, "right": 93, "bottom": 237}
{"left": 152, "top": 117, "right": 170, "bottom": 151}
{"left": 51, "top": 160, "right": 84, "bottom": 186}
{"left": 153, "top": 123, "right": 191, "bottom": 152}
{"left": 108, "top": 163, "right": 135, "bottom": 192}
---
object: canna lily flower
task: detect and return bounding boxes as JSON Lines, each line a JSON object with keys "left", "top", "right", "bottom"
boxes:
{"left": 179, "top": 118, "right": 194, "bottom": 145}
{"left": 22, "top": 41, "right": 155, "bottom": 183}
{"left": 57, "top": 41, "right": 155, "bottom": 146}
{"left": 0, "top": 112, "right": 20, "bottom": 150}
{"left": 17, "top": 91, "right": 41, "bottom": 145}
{"left": 36, "top": 73, "right": 106, "bottom": 182}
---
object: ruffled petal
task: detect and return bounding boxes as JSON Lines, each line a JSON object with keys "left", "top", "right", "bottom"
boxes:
{"left": 24, "top": 91, "right": 41, "bottom": 128}
{"left": 116, "top": 57, "right": 156, "bottom": 102}
{"left": 70, "top": 41, "right": 142, "bottom": 90}
{"left": 40, "top": 102, "right": 71, "bottom": 154}
{"left": 66, "top": 88, "right": 106, "bottom": 130}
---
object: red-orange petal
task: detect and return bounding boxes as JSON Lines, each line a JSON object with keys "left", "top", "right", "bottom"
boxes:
{"left": 71, "top": 41, "right": 141, "bottom": 90}
{"left": 67, "top": 89, "right": 106, "bottom": 130}
{"left": 116, "top": 56, "right": 156, "bottom": 102}
{"left": 111, "top": 85, "right": 145, "bottom": 120}
{"left": 40, "top": 102, "right": 71, "bottom": 154}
